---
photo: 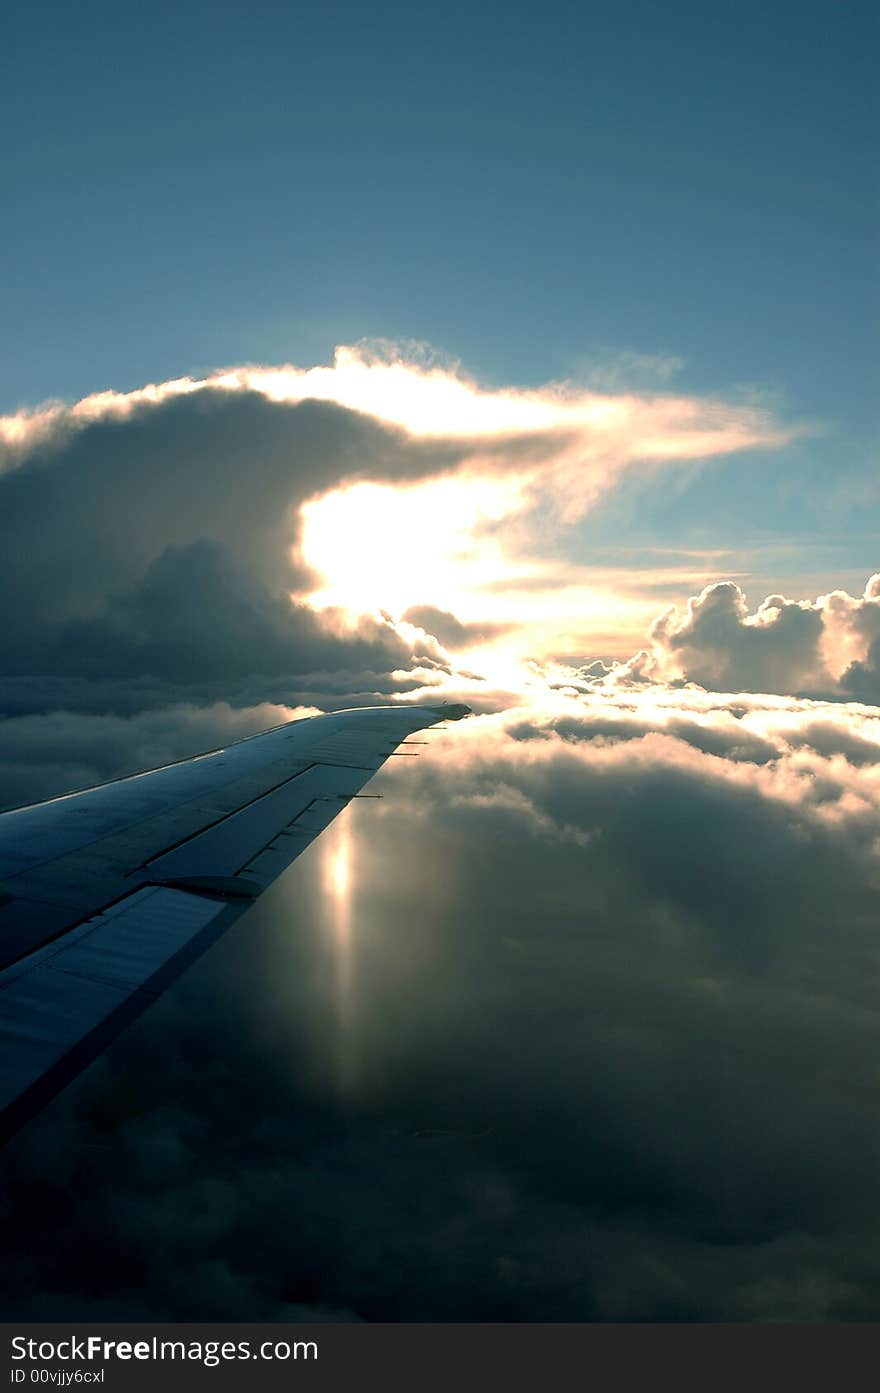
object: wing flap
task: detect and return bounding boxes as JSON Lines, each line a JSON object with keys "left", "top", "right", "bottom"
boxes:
{"left": 0, "top": 885, "right": 239, "bottom": 1138}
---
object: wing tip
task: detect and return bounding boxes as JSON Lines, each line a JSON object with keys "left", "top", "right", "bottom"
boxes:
{"left": 429, "top": 703, "right": 473, "bottom": 721}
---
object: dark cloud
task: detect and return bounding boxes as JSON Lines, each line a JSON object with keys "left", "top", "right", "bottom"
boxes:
{"left": 648, "top": 582, "right": 826, "bottom": 693}
{"left": 0, "top": 701, "right": 304, "bottom": 810}
{"left": 3, "top": 699, "right": 880, "bottom": 1320}
{"left": 402, "top": 605, "right": 510, "bottom": 650}
{"left": 839, "top": 577, "right": 880, "bottom": 700}
{"left": 506, "top": 709, "right": 780, "bottom": 765}
{"left": 27, "top": 539, "right": 427, "bottom": 688}
{"left": 844, "top": 651, "right": 880, "bottom": 702}
{"left": 0, "top": 387, "right": 469, "bottom": 717}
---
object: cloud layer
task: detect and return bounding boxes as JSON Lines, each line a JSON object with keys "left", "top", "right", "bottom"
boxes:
{"left": 3, "top": 690, "right": 880, "bottom": 1319}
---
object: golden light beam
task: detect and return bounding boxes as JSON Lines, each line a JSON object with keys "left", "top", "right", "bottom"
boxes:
{"left": 322, "top": 814, "right": 357, "bottom": 1092}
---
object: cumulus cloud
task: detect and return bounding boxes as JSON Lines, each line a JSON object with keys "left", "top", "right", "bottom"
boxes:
{"left": 599, "top": 573, "right": 880, "bottom": 703}
{"left": 3, "top": 689, "right": 880, "bottom": 1319}
{"left": 0, "top": 345, "right": 798, "bottom": 722}
{"left": 401, "top": 605, "right": 510, "bottom": 649}
{"left": 0, "top": 386, "right": 467, "bottom": 719}
{"left": 826, "top": 574, "right": 880, "bottom": 701}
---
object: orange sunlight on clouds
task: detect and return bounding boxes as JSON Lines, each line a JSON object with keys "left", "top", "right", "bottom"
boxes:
{"left": 0, "top": 342, "right": 800, "bottom": 680}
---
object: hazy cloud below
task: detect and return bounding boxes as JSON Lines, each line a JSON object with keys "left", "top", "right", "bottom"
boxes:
{"left": 3, "top": 689, "right": 880, "bottom": 1319}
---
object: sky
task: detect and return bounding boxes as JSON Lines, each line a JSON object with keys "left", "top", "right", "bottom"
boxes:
{"left": 1, "top": 0, "right": 879, "bottom": 1322}
{"left": 2, "top": 0, "right": 876, "bottom": 601}
{"left": 1, "top": 2, "right": 874, "bottom": 413}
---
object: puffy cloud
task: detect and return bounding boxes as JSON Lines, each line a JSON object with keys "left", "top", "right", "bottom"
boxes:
{"left": 401, "top": 605, "right": 510, "bottom": 649}
{"left": 602, "top": 573, "right": 880, "bottom": 702}
{"left": 652, "top": 583, "right": 826, "bottom": 691}
{"left": 12, "top": 537, "right": 437, "bottom": 688}
{"left": 0, "top": 346, "right": 796, "bottom": 720}
{"left": 0, "top": 387, "right": 467, "bottom": 717}
{"left": 2, "top": 391, "right": 353, "bottom": 612}
{"left": 826, "top": 574, "right": 880, "bottom": 701}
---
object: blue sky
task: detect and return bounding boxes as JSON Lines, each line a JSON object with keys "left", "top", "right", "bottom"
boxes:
{"left": 2, "top": 0, "right": 876, "bottom": 600}
{"left": 3, "top": 1, "right": 874, "bottom": 407}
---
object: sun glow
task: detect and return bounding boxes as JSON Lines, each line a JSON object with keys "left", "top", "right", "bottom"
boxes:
{"left": 329, "top": 840, "right": 350, "bottom": 900}
{"left": 0, "top": 341, "right": 798, "bottom": 678}
{"left": 324, "top": 817, "right": 353, "bottom": 985}
{"left": 320, "top": 814, "right": 359, "bottom": 1094}
{"left": 298, "top": 473, "right": 531, "bottom": 622}
{"left": 296, "top": 470, "right": 722, "bottom": 667}
{"left": 2, "top": 342, "right": 792, "bottom": 476}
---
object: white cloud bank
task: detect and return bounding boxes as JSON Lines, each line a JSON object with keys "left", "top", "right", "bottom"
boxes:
{"left": 0, "top": 342, "right": 793, "bottom": 530}
{"left": 596, "top": 573, "right": 880, "bottom": 702}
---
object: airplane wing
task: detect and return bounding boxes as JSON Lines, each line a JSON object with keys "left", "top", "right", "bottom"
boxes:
{"left": 0, "top": 702, "right": 470, "bottom": 1141}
